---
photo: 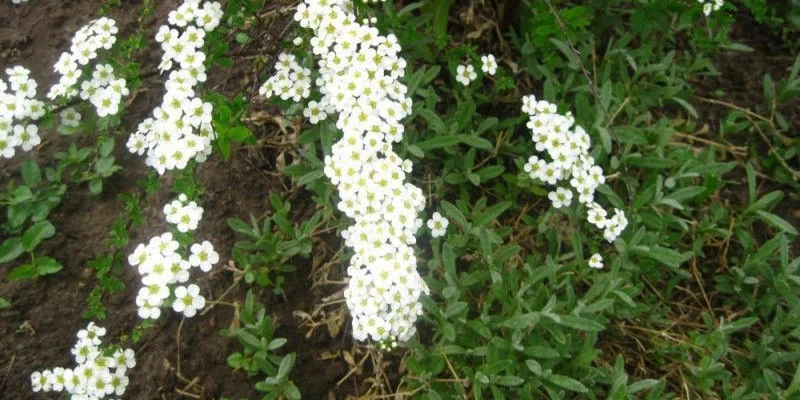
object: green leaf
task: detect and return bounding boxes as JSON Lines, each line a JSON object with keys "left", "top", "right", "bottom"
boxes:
{"left": 460, "top": 135, "right": 493, "bottom": 150}
{"left": 417, "top": 108, "right": 446, "bottom": 133}
{"left": 268, "top": 338, "right": 287, "bottom": 350}
{"left": 226, "top": 352, "right": 245, "bottom": 369}
{"left": 235, "top": 32, "right": 250, "bottom": 44}
{"left": 22, "top": 220, "right": 56, "bottom": 251}
{"left": 407, "top": 144, "right": 424, "bottom": 158}
{"left": 747, "top": 191, "right": 782, "bottom": 212}
{"left": 475, "top": 117, "right": 497, "bottom": 136}
{"left": 0, "top": 237, "right": 24, "bottom": 264}
{"left": 546, "top": 374, "right": 589, "bottom": 393}
{"left": 669, "top": 97, "right": 698, "bottom": 119}
{"left": 94, "top": 156, "right": 117, "bottom": 177}
{"left": 628, "top": 379, "right": 660, "bottom": 394}
{"left": 226, "top": 126, "right": 256, "bottom": 144}
{"left": 439, "top": 201, "right": 469, "bottom": 230}
{"left": 720, "top": 317, "right": 758, "bottom": 334}
{"left": 20, "top": 159, "right": 41, "bottom": 186}
{"left": 284, "top": 381, "right": 302, "bottom": 400}
{"left": 0, "top": 297, "right": 9, "bottom": 309}
{"left": 228, "top": 218, "right": 255, "bottom": 236}
{"left": 754, "top": 210, "right": 798, "bottom": 235}
{"left": 237, "top": 330, "right": 265, "bottom": 351}
{"left": 632, "top": 245, "right": 691, "bottom": 269}
{"left": 298, "top": 170, "right": 324, "bottom": 186}
{"left": 35, "top": 257, "right": 63, "bottom": 276}
{"left": 89, "top": 178, "right": 103, "bottom": 195}
{"left": 526, "top": 359, "right": 543, "bottom": 375}
{"left": 416, "top": 135, "right": 462, "bottom": 151}
{"left": 431, "top": 0, "right": 455, "bottom": 40}
{"left": 99, "top": 137, "right": 115, "bottom": 157}
{"left": 7, "top": 264, "right": 37, "bottom": 281}
{"left": 474, "top": 201, "right": 512, "bottom": 227}
{"left": 277, "top": 353, "right": 296, "bottom": 379}
{"left": 625, "top": 156, "right": 677, "bottom": 169}
{"left": 502, "top": 312, "right": 540, "bottom": 329}
{"left": 554, "top": 314, "right": 605, "bottom": 331}
{"left": 494, "top": 376, "right": 524, "bottom": 386}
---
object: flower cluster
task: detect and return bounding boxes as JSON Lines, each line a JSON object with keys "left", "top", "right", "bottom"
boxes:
{"left": 128, "top": 194, "right": 217, "bottom": 319}
{"left": 30, "top": 323, "right": 135, "bottom": 399}
{"left": 698, "top": 0, "right": 723, "bottom": 16}
{"left": 0, "top": 66, "right": 45, "bottom": 159}
{"left": 163, "top": 195, "right": 204, "bottom": 232}
{"left": 127, "top": 0, "right": 222, "bottom": 174}
{"left": 261, "top": 0, "right": 430, "bottom": 343}
{"left": 47, "top": 18, "right": 129, "bottom": 117}
{"left": 520, "top": 95, "right": 628, "bottom": 269}
{"left": 455, "top": 53, "right": 497, "bottom": 86}
{"left": 258, "top": 53, "right": 312, "bottom": 102}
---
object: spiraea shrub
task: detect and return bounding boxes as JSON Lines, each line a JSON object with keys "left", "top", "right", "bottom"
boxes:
{"left": 4, "top": 0, "right": 799, "bottom": 398}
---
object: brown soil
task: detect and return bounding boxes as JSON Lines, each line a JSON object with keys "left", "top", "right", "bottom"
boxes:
{"left": 0, "top": 1, "right": 363, "bottom": 399}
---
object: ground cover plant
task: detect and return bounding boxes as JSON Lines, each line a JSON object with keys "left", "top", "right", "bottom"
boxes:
{"left": 0, "top": 0, "right": 799, "bottom": 398}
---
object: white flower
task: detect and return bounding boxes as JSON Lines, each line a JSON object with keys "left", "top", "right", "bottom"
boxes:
{"left": 698, "top": 0, "right": 724, "bottom": 16}
{"left": 588, "top": 253, "right": 603, "bottom": 269}
{"left": 480, "top": 54, "right": 498, "bottom": 75}
{"left": 172, "top": 284, "right": 206, "bottom": 317}
{"left": 31, "top": 371, "right": 48, "bottom": 392}
{"left": 548, "top": 187, "right": 573, "bottom": 209}
{"left": 60, "top": 107, "right": 82, "bottom": 127}
{"left": 76, "top": 322, "right": 106, "bottom": 346}
{"left": 455, "top": 64, "right": 477, "bottom": 86}
{"left": 426, "top": 212, "right": 449, "bottom": 238}
{"left": 189, "top": 240, "right": 218, "bottom": 272}
{"left": 113, "top": 348, "right": 137, "bottom": 371}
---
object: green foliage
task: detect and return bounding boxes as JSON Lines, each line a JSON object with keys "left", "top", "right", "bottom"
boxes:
{"left": 227, "top": 194, "right": 320, "bottom": 294}
{"left": 207, "top": 92, "right": 257, "bottom": 159}
{"left": 742, "top": 0, "right": 800, "bottom": 40}
{"left": 223, "top": 290, "right": 300, "bottom": 400}
{"left": 261, "top": 0, "right": 800, "bottom": 398}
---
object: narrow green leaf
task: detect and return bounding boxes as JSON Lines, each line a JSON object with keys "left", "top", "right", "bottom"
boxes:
{"left": 546, "top": 374, "right": 589, "bottom": 393}
{"left": 474, "top": 201, "right": 512, "bottom": 227}
{"left": 502, "top": 313, "right": 540, "bottom": 329}
{"left": 298, "top": 170, "right": 324, "bottom": 186}
{"left": 416, "top": 135, "right": 462, "bottom": 151}
{"left": 439, "top": 201, "right": 469, "bottom": 230}
{"left": 669, "top": 97, "right": 698, "bottom": 119}
{"left": 555, "top": 314, "right": 605, "bottom": 331}
{"left": 755, "top": 211, "right": 798, "bottom": 235}
{"left": 227, "top": 218, "right": 255, "bottom": 236}
{"left": 237, "top": 330, "right": 265, "bottom": 351}
{"left": 494, "top": 376, "right": 524, "bottom": 386}
{"left": 417, "top": 108, "right": 446, "bottom": 134}
{"left": 460, "top": 135, "right": 493, "bottom": 150}
{"left": 277, "top": 353, "right": 296, "bottom": 379}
